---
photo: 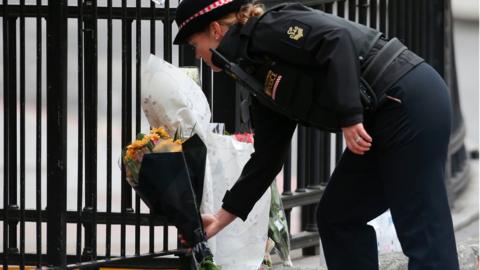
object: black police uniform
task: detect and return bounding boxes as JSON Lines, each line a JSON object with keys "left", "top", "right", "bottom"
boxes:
{"left": 214, "top": 3, "right": 459, "bottom": 270}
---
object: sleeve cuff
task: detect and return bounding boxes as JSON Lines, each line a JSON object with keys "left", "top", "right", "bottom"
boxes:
{"left": 222, "top": 190, "right": 250, "bottom": 221}
{"left": 337, "top": 112, "right": 363, "bottom": 127}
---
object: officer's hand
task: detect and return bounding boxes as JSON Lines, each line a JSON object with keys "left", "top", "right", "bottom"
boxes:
{"left": 201, "top": 214, "right": 218, "bottom": 238}
{"left": 342, "top": 123, "right": 372, "bottom": 155}
{"left": 177, "top": 214, "right": 218, "bottom": 247}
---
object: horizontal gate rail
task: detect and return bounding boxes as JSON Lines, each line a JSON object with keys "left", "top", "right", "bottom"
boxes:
{"left": 0, "top": 210, "right": 169, "bottom": 226}
{"left": 1, "top": 251, "right": 184, "bottom": 269}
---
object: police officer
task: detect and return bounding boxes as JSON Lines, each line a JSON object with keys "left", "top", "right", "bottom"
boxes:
{"left": 173, "top": 0, "right": 460, "bottom": 269}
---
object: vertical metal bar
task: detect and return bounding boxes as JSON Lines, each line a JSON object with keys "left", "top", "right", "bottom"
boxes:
{"left": 348, "top": 0, "right": 356, "bottom": 21}
{"left": 285, "top": 206, "right": 292, "bottom": 233}
{"left": 369, "top": 0, "right": 377, "bottom": 29}
{"left": 83, "top": 0, "right": 98, "bottom": 262}
{"left": 127, "top": 24, "right": 133, "bottom": 214}
{"left": 121, "top": 0, "right": 133, "bottom": 255}
{"left": 283, "top": 146, "right": 293, "bottom": 195}
{"left": 296, "top": 126, "right": 307, "bottom": 192}
{"left": 302, "top": 129, "right": 320, "bottom": 256}
{"left": 324, "top": 2, "right": 333, "bottom": 13}
{"left": 317, "top": 132, "right": 325, "bottom": 186}
{"left": 150, "top": 0, "right": 156, "bottom": 55}
{"left": 359, "top": 0, "right": 368, "bottom": 25}
{"left": 405, "top": 0, "right": 412, "bottom": 47}
{"left": 163, "top": 227, "right": 168, "bottom": 251}
{"left": 76, "top": 0, "right": 84, "bottom": 263}
{"left": 321, "top": 132, "right": 331, "bottom": 185}
{"left": 46, "top": 0, "right": 68, "bottom": 267}
{"left": 135, "top": 2, "right": 142, "bottom": 137}
{"left": 335, "top": 133, "right": 343, "bottom": 164}
{"left": 396, "top": 0, "right": 405, "bottom": 42}
{"left": 337, "top": 0, "right": 345, "bottom": 17}
{"left": 309, "top": 130, "right": 320, "bottom": 188}
{"left": 106, "top": 0, "right": 113, "bottom": 259}
{"left": 412, "top": 0, "right": 421, "bottom": 54}
{"left": 149, "top": 1, "right": 156, "bottom": 253}
{"left": 387, "top": 0, "right": 396, "bottom": 39}
{"left": 121, "top": 0, "right": 127, "bottom": 255}
{"left": 19, "top": 0, "right": 26, "bottom": 268}
{"left": 6, "top": 15, "right": 18, "bottom": 256}
{"left": 2, "top": 0, "right": 9, "bottom": 264}
{"left": 307, "top": 128, "right": 313, "bottom": 186}
{"left": 302, "top": 129, "right": 319, "bottom": 256}
{"left": 283, "top": 146, "right": 292, "bottom": 229}
{"left": 429, "top": 0, "right": 445, "bottom": 75}
{"left": 35, "top": 0, "right": 43, "bottom": 266}
{"left": 305, "top": 129, "right": 311, "bottom": 189}
{"left": 163, "top": 0, "right": 172, "bottom": 62}
{"left": 419, "top": 0, "right": 427, "bottom": 57}
{"left": 202, "top": 64, "right": 213, "bottom": 115}
{"left": 443, "top": 0, "right": 461, "bottom": 139}
{"left": 379, "top": 0, "right": 387, "bottom": 34}
{"left": 135, "top": 0, "right": 142, "bottom": 256}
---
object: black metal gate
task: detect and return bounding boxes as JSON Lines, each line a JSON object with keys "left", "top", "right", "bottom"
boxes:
{"left": 0, "top": 0, "right": 468, "bottom": 269}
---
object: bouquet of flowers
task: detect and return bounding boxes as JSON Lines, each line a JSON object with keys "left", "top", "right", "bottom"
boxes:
{"left": 123, "top": 127, "right": 220, "bottom": 270}
{"left": 268, "top": 182, "right": 293, "bottom": 267}
{"left": 260, "top": 182, "right": 293, "bottom": 269}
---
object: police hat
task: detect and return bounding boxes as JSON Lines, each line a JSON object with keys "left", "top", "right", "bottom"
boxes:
{"left": 174, "top": 0, "right": 248, "bottom": 44}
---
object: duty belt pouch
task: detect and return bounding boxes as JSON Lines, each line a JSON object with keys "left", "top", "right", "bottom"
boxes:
{"left": 359, "top": 77, "right": 377, "bottom": 112}
{"left": 257, "top": 61, "right": 314, "bottom": 121}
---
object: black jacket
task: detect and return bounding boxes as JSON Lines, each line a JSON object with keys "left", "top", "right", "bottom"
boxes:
{"left": 220, "top": 3, "right": 383, "bottom": 220}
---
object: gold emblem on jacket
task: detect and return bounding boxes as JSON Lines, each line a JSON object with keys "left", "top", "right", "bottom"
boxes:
{"left": 287, "top": 26, "right": 304, "bottom": 41}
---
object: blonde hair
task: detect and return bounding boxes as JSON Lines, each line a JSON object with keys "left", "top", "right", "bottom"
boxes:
{"left": 217, "top": 2, "right": 265, "bottom": 27}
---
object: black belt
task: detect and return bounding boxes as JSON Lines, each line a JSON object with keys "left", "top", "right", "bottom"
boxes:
{"left": 360, "top": 37, "right": 424, "bottom": 111}
{"left": 363, "top": 38, "right": 407, "bottom": 87}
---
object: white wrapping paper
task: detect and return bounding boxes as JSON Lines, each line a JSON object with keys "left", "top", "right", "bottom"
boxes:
{"left": 142, "top": 55, "right": 270, "bottom": 269}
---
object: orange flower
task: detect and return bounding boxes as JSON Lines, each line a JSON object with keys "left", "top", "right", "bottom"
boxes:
{"left": 124, "top": 148, "right": 136, "bottom": 162}
{"left": 130, "top": 139, "right": 146, "bottom": 149}
{"left": 151, "top": 127, "right": 170, "bottom": 139}
{"left": 174, "top": 139, "right": 183, "bottom": 145}
{"left": 150, "top": 133, "right": 160, "bottom": 141}
{"left": 141, "top": 135, "right": 151, "bottom": 144}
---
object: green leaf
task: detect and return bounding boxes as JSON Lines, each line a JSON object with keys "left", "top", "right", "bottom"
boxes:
{"left": 136, "top": 133, "right": 145, "bottom": 140}
{"left": 174, "top": 126, "right": 182, "bottom": 141}
{"left": 198, "top": 256, "right": 222, "bottom": 270}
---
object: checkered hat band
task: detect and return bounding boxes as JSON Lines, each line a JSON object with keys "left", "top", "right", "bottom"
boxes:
{"left": 178, "top": 0, "right": 234, "bottom": 30}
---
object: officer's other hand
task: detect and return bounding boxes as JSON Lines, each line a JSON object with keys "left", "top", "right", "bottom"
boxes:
{"left": 177, "top": 209, "right": 235, "bottom": 250}
{"left": 342, "top": 123, "right": 372, "bottom": 155}
{"left": 202, "top": 208, "right": 236, "bottom": 239}
{"left": 177, "top": 214, "right": 217, "bottom": 248}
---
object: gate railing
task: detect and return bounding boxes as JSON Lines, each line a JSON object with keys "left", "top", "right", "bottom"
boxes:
{"left": 0, "top": 0, "right": 468, "bottom": 269}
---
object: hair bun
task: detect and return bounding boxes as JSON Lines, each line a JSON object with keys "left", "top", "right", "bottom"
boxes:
{"left": 237, "top": 2, "right": 265, "bottom": 25}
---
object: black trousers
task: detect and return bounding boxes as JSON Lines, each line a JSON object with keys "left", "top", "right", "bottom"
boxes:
{"left": 317, "top": 63, "right": 460, "bottom": 270}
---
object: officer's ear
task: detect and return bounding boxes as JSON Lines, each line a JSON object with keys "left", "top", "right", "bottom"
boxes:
{"left": 208, "top": 21, "right": 224, "bottom": 41}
